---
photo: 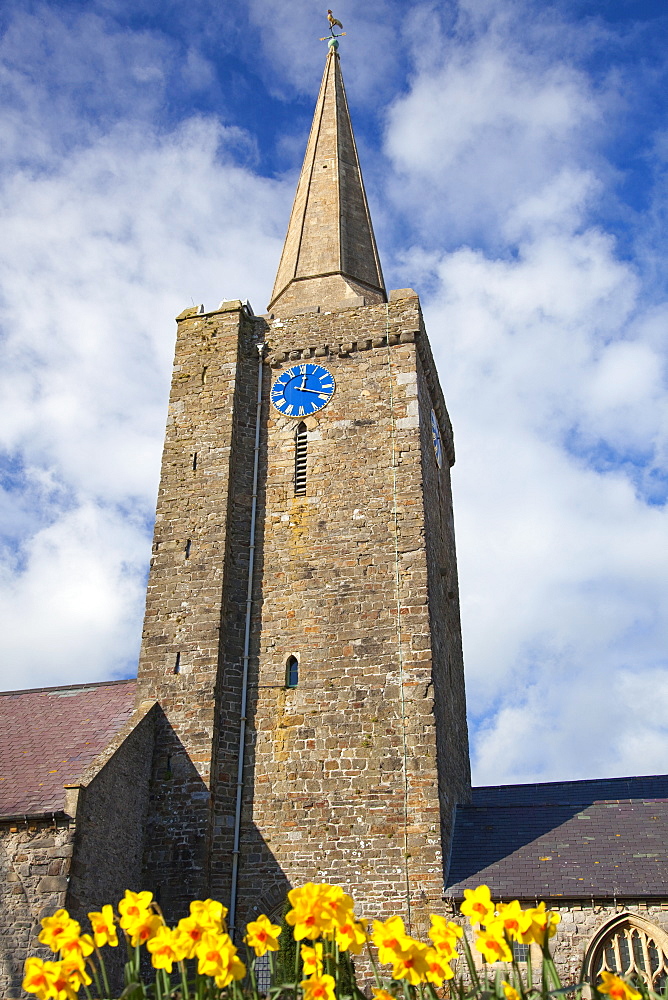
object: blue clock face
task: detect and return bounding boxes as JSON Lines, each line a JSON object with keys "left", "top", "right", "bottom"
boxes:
{"left": 431, "top": 409, "right": 443, "bottom": 469}
{"left": 271, "top": 364, "right": 335, "bottom": 417}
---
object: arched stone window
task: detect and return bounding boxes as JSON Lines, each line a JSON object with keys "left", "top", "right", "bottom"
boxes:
{"left": 584, "top": 913, "right": 668, "bottom": 993}
{"left": 286, "top": 655, "right": 299, "bottom": 688}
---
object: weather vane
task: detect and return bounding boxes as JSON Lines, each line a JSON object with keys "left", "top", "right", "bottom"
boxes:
{"left": 320, "top": 9, "right": 346, "bottom": 45}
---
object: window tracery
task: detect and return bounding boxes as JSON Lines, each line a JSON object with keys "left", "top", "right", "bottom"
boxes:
{"left": 586, "top": 915, "right": 668, "bottom": 994}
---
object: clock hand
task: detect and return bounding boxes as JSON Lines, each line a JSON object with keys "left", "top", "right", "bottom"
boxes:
{"left": 299, "top": 374, "right": 307, "bottom": 389}
{"left": 297, "top": 387, "right": 330, "bottom": 395}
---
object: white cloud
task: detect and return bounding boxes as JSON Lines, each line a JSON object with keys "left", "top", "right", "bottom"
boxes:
{"left": 385, "top": 3, "right": 668, "bottom": 782}
{"left": 0, "top": 8, "right": 287, "bottom": 690}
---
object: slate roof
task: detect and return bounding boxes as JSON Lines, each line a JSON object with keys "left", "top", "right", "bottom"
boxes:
{"left": 0, "top": 679, "right": 137, "bottom": 817}
{"left": 446, "top": 774, "right": 668, "bottom": 900}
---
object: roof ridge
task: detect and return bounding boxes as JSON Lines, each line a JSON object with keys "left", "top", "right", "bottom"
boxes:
{"left": 0, "top": 677, "right": 137, "bottom": 698}
{"left": 473, "top": 773, "right": 668, "bottom": 791}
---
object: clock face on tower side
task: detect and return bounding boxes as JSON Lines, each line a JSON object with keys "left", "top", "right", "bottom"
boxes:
{"left": 271, "top": 363, "right": 336, "bottom": 417}
{"left": 431, "top": 408, "right": 443, "bottom": 469}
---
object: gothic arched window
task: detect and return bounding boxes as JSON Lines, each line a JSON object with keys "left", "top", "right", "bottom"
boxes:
{"left": 584, "top": 914, "right": 668, "bottom": 994}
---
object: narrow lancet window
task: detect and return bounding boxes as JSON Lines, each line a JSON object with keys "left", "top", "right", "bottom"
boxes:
{"left": 286, "top": 655, "right": 299, "bottom": 688}
{"left": 185, "top": 539, "right": 191, "bottom": 559}
{"left": 192, "top": 452, "right": 198, "bottom": 471}
{"left": 295, "top": 422, "right": 307, "bottom": 496}
{"left": 174, "top": 652, "right": 181, "bottom": 674}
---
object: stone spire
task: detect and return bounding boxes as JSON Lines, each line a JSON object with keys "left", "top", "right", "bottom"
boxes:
{"left": 268, "top": 44, "right": 386, "bottom": 316}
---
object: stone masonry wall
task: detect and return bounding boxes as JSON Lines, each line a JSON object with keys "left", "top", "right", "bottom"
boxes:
{"left": 416, "top": 327, "right": 472, "bottom": 863}
{"left": 0, "top": 820, "right": 74, "bottom": 998}
{"left": 67, "top": 708, "right": 156, "bottom": 922}
{"left": 135, "top": 301, "right": 255, "bottom": 921}
{"left": 220, "top": 291, "right": 471, "bottom": 939}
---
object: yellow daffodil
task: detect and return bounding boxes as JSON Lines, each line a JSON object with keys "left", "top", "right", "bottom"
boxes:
{"left": 61, "top": 958, "right": 92, "bottom": 990}
{"left": 118, "top": 890, "right": 154, "bottom": 931}
{"left": 44, "top": 961, "right": 78, "bottom": 1000}
{"left": 475, "top": 928, "right": 513, "bottom": 964}
{"left": 325, "top": 887, "right": 356, "bottom": 929}
{"left": 461, "top": 885, "right": 495, "bottom": 927}
{"left": 335, "top": 916, "right": 367, "bottom": 954}
{"left": 300, "top": 973, "right": 337, "bottom": 1000}
{"left": 301, "top": 943, "right": 324, "bottom": 977}
{"left": 189, "top": 899, "right": 227, "bottom": 932}
{"left": 428, "top": 914, "right": 463, "bottom": 959}
{"left": 503, "top": 981, "right": 521, "bottom": 1000}
{"left": 38, "top": 910, "right": 81, "bottom": 953}
{"left": 59, "top": 935, "right": 94, "bottom": 965}
{"left": 177, "top": 915, "right": 208, "bottom": 959}
{"left": 520, "top": 903, "right": 560, "bottom": 946}
{"left": 127, "top": 913, "right": 162, "bottom": 948}
{"left": 372, "top": 990, "right": 395, "bottom": 1000}
{"left": 88, "top": 905, "right": 118, "bottom": 948}
{"left": 23, "top": 957, "right": 55, "bottom": 999}
{"left": 372, "top": 915, "right": 410, "bottom": 965}
{"left": 389, "top": 939, "right": 431, "bottom": 985}
{"left": 244, "top": 913, "right": 282, "bottom": 956}
{"left": 598, "top": 972, "right": 642, "bottom": 1000}
{"left": 147, "top": 926, "right": 189, "bottom": 972}
{"left": 425, "top": 947, "right": 455, "bottom": 985}
{"left": 495, "top": 901, "right": 532, "bottom": 942}
{"left": 286, "top": 883, "right": 340, "bottom": 941}
{"left": 196, "top": 931, "right": 246, "bottom": 987}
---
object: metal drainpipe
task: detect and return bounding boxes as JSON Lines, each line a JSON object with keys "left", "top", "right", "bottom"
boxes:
{"left": 229, "top": 340, "right": 266, "bottom": 937}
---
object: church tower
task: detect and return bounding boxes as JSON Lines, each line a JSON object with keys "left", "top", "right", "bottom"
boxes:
{"left": 135, "top": 40, "right": 470, "bottom": 937}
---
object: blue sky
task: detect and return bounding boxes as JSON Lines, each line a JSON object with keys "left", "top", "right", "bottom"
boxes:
{"left": 1, "top": 0, "right": 667, "bottom": 785}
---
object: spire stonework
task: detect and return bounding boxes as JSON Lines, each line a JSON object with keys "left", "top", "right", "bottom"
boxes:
{"left": 269, "top": 47, "right": 386, "bottom": 316}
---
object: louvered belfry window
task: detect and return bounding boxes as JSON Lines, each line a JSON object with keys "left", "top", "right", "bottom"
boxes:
{"left": 593, "top": 919, "right": 668, "bottom": 993}
{"left": 295, "top": 422, "right": 307, "bottom": 496}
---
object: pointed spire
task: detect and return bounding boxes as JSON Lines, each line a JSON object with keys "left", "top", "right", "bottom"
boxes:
{"left": 268, "top": 46, "right": 386, "bottom": 316}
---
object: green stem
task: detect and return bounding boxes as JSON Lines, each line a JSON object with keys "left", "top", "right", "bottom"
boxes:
{"left": 294, "top": 936, "right": 301, "bottom": 1000}
{"left": 85, "top": 954, "right": 103, "bottom": 999}
{"left": 247, "top": 948, "right": 259, "bottom": 999}
{"left": 460, "top": 930, "right": 481, "bottom": 992}
{"left": 94, "top": 943, "right": 112, "bottom": 999}
{"left": 334, "top": 939, "right": 339, "bottom": 996}
{"left": 179, "top": 959, "right": 190, "bottom": 1000}
{"left": 364, "top": 939, "right": 384, "bottom": 990}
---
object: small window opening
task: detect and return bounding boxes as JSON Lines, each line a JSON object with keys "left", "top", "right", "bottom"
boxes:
{"left": 185, "top": 539, "right": 191, "bottom": 559}
{"left": 192, "top": 452, "right": 198, "bottom": 471}
{"left": 174, "top": 652, "right": 181, "bottom": 674}
{"left": 286, "top": 655, "right": 299, "bottom": 688}
{"left": 295, "top": 422, "right": 307, "bottom": 496}
{"left": 201, "top": 366, "right": 208, "bottom": 384}
{"left": 512, "top": 943, "right": 529, "bottom": 963}
{"left": 255, "top": 954, "right": 271, "bottom": 992}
